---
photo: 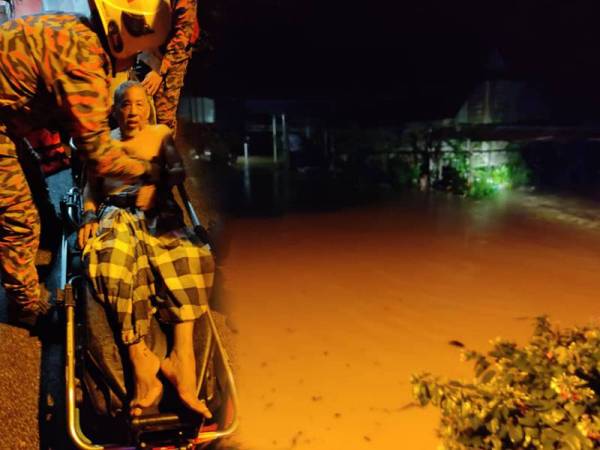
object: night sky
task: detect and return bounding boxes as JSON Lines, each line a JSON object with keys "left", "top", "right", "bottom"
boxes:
{"left": 187, "top": 1, "right": 600, "bottom": 120}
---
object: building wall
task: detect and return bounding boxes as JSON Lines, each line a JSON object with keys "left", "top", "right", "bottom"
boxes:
{"left": 13, "top": 0, "right": 42, "bottom": 16}
{"left": 42, "top": 0, "right": 89, "bottom": 14}
{"left": 456, "top": 80, "right": 550, "bottom": 125}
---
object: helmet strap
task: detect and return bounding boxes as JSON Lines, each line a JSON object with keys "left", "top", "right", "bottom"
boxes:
{"left": 107, "top": 20, "right": 124, "bottom": 54}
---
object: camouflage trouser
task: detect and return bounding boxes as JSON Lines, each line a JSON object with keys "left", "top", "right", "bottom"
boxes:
{"left": 154, "top": 59, "right": 190, "bottom": 133}
{"left": 0, "top": 132, "right": 41, "bottom": 311}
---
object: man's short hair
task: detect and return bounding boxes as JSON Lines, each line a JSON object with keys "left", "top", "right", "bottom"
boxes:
{"left": 113, "top": 80, "right": 147, "bottom": 106}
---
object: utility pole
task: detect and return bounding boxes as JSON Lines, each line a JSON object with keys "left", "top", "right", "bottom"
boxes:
{"left": 272, "top": 114, "right": 278, "bottom": 164}
{"left": 243, "top": 136, "right": 249, "bottom": 166}
{"left": 281, "top": 113, "right": 287, "bottom": 162}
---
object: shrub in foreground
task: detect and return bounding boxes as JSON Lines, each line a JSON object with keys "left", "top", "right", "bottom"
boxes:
{"left": 412, "top": 317, "right": 600, "bottom": 449}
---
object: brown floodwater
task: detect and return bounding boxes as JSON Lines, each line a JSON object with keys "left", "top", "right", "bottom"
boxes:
{"left": 215, "top": 187, "right": 600, "bottom": 450}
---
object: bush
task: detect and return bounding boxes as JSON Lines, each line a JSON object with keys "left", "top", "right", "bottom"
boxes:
{"left": 389, "top": 158, "right": 420, "bottom": 187}
{"left": 469, "top": 166, "right": 510, "bottom": 198}
{"left": 435, "top": 141, "right": 530, "bottom": 198}
{"left": 411, "top": 317, "right": 600, "bottom": 449}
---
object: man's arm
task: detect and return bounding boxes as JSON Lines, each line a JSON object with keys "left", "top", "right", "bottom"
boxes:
{"left": 78, "top": 173, "right": 101, "bottom": 249}
{"left": 158, "top": 0, "right": 197, "bottom": 76}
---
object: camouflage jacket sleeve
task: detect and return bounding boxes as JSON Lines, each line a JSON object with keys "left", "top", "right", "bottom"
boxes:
{"left": 49, "top": 32, "right": 148, "bottom": 180}
{"left": 159, "top": 0, "right": 197, "bottom": 75}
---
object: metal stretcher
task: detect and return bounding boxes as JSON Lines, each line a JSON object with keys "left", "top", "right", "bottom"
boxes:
{"left": 58, "top": 184, "right": 238, "bottom": 449}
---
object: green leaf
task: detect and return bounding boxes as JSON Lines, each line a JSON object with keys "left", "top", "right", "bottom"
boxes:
{"left": 524, "top": 426, "right": 540, "bottom": 440}
{"left": 486, "top": 435, "right": 503, "bottom": 450}
{"left": 555, "top": 346, "right": 569, "bottom": 365}
{"left": 544, "top": 388, "right": 557, "bottom": 399}
{"left": 487, "top": 417, "right": 500, "bottom": 433}
{"left": 561, "top": 432, "right": 583, "bottom": 450}
{"left": 480, "top": 369, "right": 496, "bottom": 384}
{"left": 518, "top": 413, "right": 539, "bottom": 428}
{"left": 541, "top": 428, "right": 561, "bottom": 448}
{"left": 565, "top": 402, "right": 586, "bottom": 419}
{"left": 507, "top": 423, "right": 524, "bottom": 444}
{"left": 541, "top": 409, "right": 566, "bottom": 425}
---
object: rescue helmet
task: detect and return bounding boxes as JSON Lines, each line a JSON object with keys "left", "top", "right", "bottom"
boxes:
{"left": 88, "top": 0, "right": 172, "bottom": 59}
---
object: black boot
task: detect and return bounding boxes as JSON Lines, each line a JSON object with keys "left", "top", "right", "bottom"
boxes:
{"left": 7, "top": 286, "right": 59, "bottom": 340}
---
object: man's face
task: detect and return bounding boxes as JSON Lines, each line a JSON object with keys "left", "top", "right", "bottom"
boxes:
{"left": 116, "top": 86, "right": 149, "bottom": 138}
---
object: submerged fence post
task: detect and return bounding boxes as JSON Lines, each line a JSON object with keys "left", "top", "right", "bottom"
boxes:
{"left": 467, "top": 138, "right": 473, "bottom": 187}
{"left": 281, "top": 113, "right": 287, "bottom": 152}
{"left": 243, "top": 138, "right": 249, "bottom": 166}
{"left": 272, "top": 114, "right": 278, "bottom": 164}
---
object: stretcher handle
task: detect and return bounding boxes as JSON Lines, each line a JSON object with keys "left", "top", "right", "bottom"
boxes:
{"left": 177, "top": 184, "right": 201, "bottom": 228}
{"left": 176, "top": 184, "right": 212, "bottom": 247}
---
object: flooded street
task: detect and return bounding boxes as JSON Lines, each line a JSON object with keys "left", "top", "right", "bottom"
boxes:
{"left": 216, "top": 176, "right": 600, "bottom": 450}
{"left": 3, "top": 162, "right": 600, "bottom": 449}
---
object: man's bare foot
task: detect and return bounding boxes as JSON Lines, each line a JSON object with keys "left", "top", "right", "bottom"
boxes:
{"left": 161, "top": 349, "right": 212, "bottom": 418}
{"left": 129, "top": 341, "right": 163, "bottom": 417}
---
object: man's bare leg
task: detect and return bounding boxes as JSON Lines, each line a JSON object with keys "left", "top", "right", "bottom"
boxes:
{"left": 129, "top": 340, "right": 163, "bottom": 416}
{"left": 161, "top": 320, "right": 212, "bottom": 418}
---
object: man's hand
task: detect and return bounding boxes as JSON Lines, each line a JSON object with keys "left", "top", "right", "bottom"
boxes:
{"left": 142, "top": 70, "right": 163, "bottom": 96}
{"left": 78, "top": 210, "right": 99, "bottom": 249}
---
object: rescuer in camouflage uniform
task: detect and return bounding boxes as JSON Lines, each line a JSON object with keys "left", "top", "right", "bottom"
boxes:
{"left": 140, "top": 0, "right": 198, "bottom": 133}
{"left": 0, "top": 0, "right": 174, "bottom": 330}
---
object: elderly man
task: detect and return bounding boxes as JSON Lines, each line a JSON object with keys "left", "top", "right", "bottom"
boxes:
{"left": 79, "top": 80, "right": 214, "bottom": 418}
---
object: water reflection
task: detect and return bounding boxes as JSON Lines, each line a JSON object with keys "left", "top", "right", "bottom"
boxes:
{"left": 231, "top": 161, "right": 398, "bottom": 216}
{"left": 232, "top": 160, "right": 520, "bottom": 229}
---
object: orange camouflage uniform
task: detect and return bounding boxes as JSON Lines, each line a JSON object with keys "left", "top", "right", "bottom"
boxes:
{"left": 0, "top": 13, "right": 150, "bottom": 315}
{"left": 153, "top": 0, "right": 197, "bottom": 131}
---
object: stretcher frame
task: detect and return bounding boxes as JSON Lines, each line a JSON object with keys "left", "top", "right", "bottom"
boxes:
{"left": 59, "top": 185, "right": 238, "bottom": 449}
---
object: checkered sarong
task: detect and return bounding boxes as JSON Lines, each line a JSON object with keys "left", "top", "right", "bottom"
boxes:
{"left": 82, "top": 205, "right": 214, "bottom": 345}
